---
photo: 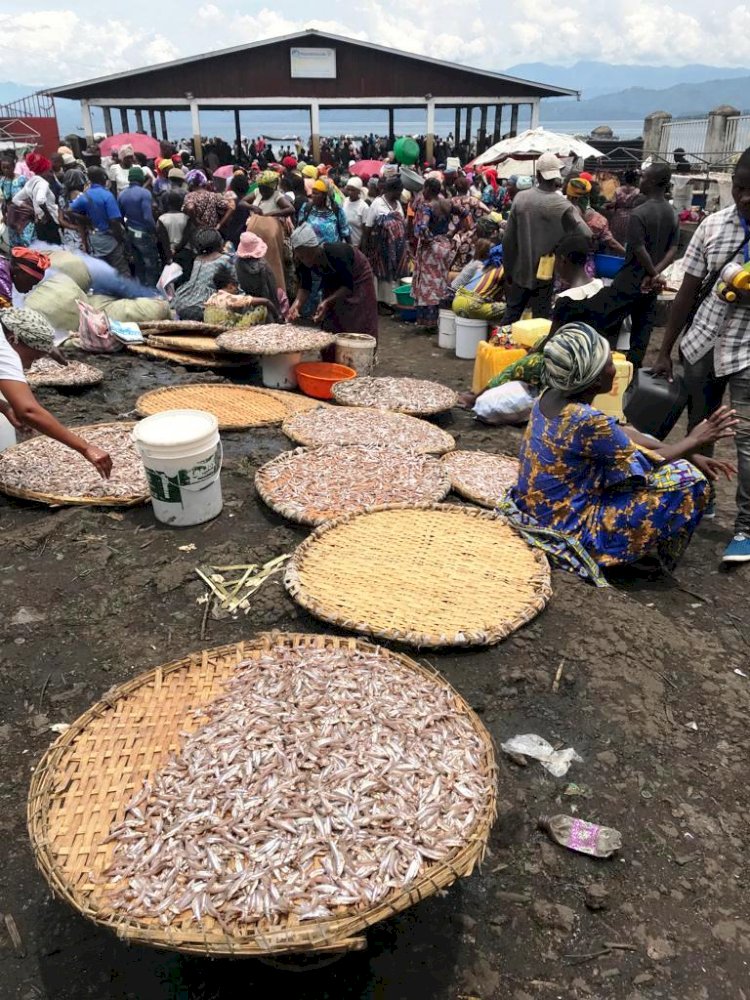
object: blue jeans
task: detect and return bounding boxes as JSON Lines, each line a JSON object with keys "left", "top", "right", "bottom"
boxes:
{"left": 127, "top": 227, "right": 161, "bottom": 287}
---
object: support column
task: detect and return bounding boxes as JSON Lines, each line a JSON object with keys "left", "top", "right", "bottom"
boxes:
{"left": 454, "top": 107, "right": 461, "bottom": 151}
{"left": 492, "top": 104, "right": 502, "bottom": 144}
{"left": 119, "top": 108, "right": 129, "bottom": 132}
{"left": 159, "top": 111, "right": 168, "bottom": 141}
{"left": 478, "top": 105, "right": 488, "bottom": 152}
{"left": 425, "top": 100, "right": 436, "bottom": 164}
{"left": 388, "top": 107, "right": 395, "bottom": 140}
{"left": 510, "top": 104, "right": 519, "bottom": 137}
{"left": 530, "top": 100, "right": 540, "bottom": 130}
{"left": 103, "top": 107, "right": 113, "bottom": 137}
{"left": 148, "top": 110, "right": 157, "bottom": 138}
{"left": 135, "top": 109, "right": 144, "bottom": 133}
{"left": 234, "top": 110, "right": 242, "bottom": 156}
{"left": 190, "top": 102, "right": 203, "bottom": 161}
{"left": 642, "top": 110, "right": 672, "bottom": 160}
{"left": 464, "top": 106, "right": 473, "bottom": 145}
{"left": 706, "top": 104, "right": 740, "bottom": 165}
{"left": 81, "top": 100, "right": 94, "bottom": 146}
{"left": 310, "top": 100, "right": 321, "bottom": 163}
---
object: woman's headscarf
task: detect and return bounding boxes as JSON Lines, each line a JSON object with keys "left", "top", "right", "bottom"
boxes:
{"left": 194, "top": 228, "right": 224, "bottom": 255}
{"left": 566, "top": 177, "right": 592, "bottom": 198}
{"left": 487, "top": 244, "right": 504, "bottom": 268}
{"left": 543, "top": 322, "right": 610, "bottom": 396}
{"left": 291, "top": 223, "right": 321, "bottom": 250}
{"left": 186, "top": 169, "right": 208, "bottom": 188}
{"left": 0, "top": 307, "right": 55, "bottom": 352}
{"left": 11, "top": 247, "right": 51, "bottom": 284}
{"left": 258, "top": 170, "right": 279, "bottom": 189}
{"left": 157, "top": 158, "right": 174, "bottom": 174}
{"left": 516, "top": 176, "right": 533, "bottom": 191}
{"left": 26, "top": 152, "right": 52, "bottom": 176}
{"left": 301, "top": 165, "right": 318, "bottom": 179}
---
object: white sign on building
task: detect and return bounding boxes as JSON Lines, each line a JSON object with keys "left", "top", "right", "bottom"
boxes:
{"left": 290, "top": 47, "right": 337, "bottom": 79}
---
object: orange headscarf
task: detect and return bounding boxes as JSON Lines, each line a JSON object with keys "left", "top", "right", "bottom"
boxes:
{"left": 11, "top": 247, "right": 51, "bottom": 283}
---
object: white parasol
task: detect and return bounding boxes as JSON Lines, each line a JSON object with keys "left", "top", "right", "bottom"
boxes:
{"left": 472, "top": 128, "right": 604, "bottom": 169}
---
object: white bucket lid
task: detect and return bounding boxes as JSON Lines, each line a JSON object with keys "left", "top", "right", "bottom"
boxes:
{"left": 132, "top": 408, "right": 219, "bottom": 449}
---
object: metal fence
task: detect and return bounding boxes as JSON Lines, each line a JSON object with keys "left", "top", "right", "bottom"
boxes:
{"left": 0, "top": 92, "right": 56, "bottom": 120}
{"left": 658, "top": 113, "right": 750, "bottom": 166}
{"left": 659, "top": 118, "right": 709, "bottom": 158}
{"left": 724, "top": 114, "right": 750, "bottom": 154}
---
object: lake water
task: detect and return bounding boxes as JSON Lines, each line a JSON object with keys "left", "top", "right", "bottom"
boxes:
{"left": 54, "top": 98, "right": 644, "bottom": 144}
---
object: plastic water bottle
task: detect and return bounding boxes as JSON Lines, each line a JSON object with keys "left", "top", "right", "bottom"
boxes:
{"left": 538, "top": 814, "right": 622, "bottom": 858}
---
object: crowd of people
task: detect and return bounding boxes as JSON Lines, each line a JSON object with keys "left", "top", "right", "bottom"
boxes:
{"left": 0, "top": 129, "right": 749, "bottom": 574}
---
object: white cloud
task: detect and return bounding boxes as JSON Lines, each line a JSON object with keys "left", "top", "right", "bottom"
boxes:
{"left": 197, "top": 4, "right": 220, "bottom": 21}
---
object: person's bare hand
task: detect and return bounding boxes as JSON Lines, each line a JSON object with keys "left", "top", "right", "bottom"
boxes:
{"left": 690, "top": 454, "right": 737, "bottom": 481}
{"left": 0, "top": 400, "right": 22, "bottom": 429}
{"left": 287, "top": 304, "right": 301, "bottom": 323}
{"left": 650, "top": 354, "right": 674, "bottom": 382}
{"left": 83, "top": 445, "right": 112, "bottom": 479}
{"left": 687, "top": 405, "right": 738, "bottom": 450}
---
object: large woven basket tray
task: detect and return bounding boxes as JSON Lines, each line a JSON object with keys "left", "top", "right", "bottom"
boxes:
{"left": 216, "top": 325, "right": 335, "bottom": 356}
{"left": 127, "top": 344, "right": 248, "bottom": 369}
{"left": 285, "top": 504, "right": 551, "bottom": 647}
{"left": 146, "top": 335, "right": 230, "bottom": 355}
{"left": 26, "top": 358, "right": 104, "bottom": 389}
{"left": 136, "top": 384, "right": 290, "bottom": 430}
{"left": 442, "top": 451, "right": 520, "bottom": 508}
{"left": 28, "top": 632, "right": 497, "bottom": 957}
{"left": 332, "top": 377, "right": 458, "bottom": 417}
{"left": 282, "top": 406, "right": 455, "bottom": 455}
{"left": 0, "top": 422, "right": 148, "bottom": 507}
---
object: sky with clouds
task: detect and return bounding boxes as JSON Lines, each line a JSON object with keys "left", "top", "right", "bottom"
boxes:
{"left": 2, "top": 1, "right": 750, "bottom": 87}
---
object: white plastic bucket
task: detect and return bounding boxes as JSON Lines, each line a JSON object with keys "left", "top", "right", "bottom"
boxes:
{"left": 455, "top": 317, "right": 488, "bottom": 360}
{"left": 438, "top": 310, "right": 456, "bottom": 350}
{"left": 132, "top": 409, "right": 223, "bottom": 527}
{"left": 0, "top": 412, "right": 17, "bottom": 452}
{"left": 261, "top": 351, "right": 303, "bottom": 389}
{"left": 334, "top": 333, "right": 377, "bottom": 375}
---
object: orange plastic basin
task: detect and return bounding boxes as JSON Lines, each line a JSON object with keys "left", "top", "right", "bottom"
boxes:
{"left": 294, "top": 361, "right": 357, "bottom": 400}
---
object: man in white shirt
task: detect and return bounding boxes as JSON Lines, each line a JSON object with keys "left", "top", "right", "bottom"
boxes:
{"left": 343, "top": 177, "right": 369, "bottom": 248}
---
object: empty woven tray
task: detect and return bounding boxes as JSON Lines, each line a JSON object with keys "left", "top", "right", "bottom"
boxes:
{"left": 26, "top": 358, "right": 104, "bottom": 388}
{"left": 256, "top": 445, "right": 451, "bottom": 526}
{"left": 127, "top": 343, "right": 248, "bottom": 369}
{"left": 139, "top": 320, "right": 226, "bottom": 336}
{"left": 216, "top": 325, "right": 335, "bottom": 356}
{"left": 282, "top": 406, "right": 455, "bottom": 455}
{"left": 146, "top": 335, "right": 228, "bottom": 355}
{"left": 332, "top": 377, "right": 458, "bottom": 416}
{"left": 0, "top": 422, "right": 148, "bottom": 507}
{"left": 285, "top": 504, "right": 551, "bottom": 647}
{"left": 442, "top": 451, "right": 520, "bottom": 508}
{"left": 136, "top": 384, "right": 290, "bottom": 429}
{"left": 28, "top": 632, "right": 496, "bottom": 957}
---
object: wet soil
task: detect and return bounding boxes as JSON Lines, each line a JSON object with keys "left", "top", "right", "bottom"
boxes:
{"left": 1, "top": 318, "right": 749, "bottom": 1000}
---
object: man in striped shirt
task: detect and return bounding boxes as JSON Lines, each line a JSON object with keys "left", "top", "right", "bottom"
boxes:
{"left": 655, "top": 147, "right": 750, "bottom": 562}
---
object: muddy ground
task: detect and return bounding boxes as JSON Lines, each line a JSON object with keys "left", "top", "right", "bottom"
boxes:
{"left": 1, "top": 317, "right": 749, "bottom": 1000}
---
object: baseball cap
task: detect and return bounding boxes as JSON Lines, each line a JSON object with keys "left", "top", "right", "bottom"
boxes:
{"left": 536, "top": 152, "right": 563, "bottom": 180}
{"left": 345, "top": 176, "right": 363, "bottom": 190}
{"left": 168, "top": 167, "right": 186, "bottom": 180}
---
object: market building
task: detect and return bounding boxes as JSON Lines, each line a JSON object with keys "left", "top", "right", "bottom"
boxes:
{"left": 46, "top": 29, "right": 577, "bottom": 161}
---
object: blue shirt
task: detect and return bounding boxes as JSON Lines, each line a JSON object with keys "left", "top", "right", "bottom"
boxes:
{"left": 118, "top": 184, "right": 155, "bottom": 232}
{"left": 70, "top": 184, "right": 121, "bottom": 233}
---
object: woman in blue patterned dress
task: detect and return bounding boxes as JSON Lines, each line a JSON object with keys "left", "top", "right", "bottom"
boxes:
{"left": 507, "top": 323, "right": 736, "bottom": 579}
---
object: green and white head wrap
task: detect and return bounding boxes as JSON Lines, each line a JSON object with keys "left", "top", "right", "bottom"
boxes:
{"left": 0, "top": 307, "right": 56, "bottom": 352}
{"left": 543, "top": 322, "right": 610, "bottom": 396}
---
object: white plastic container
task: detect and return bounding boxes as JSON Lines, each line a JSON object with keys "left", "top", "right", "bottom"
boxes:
{"left": 261, "top": 351, "right": 302, "bottom": 389}
{"left": 0, "top": 412, "right": 17, "bottom": 452}
{"left": 455, "top": 317, "right": 488, "bottom": 360}
{"left": 438, "top": 310, "right": 456, "bottom": 350}
{"left": 335, "top": 333, "right": 377, "bottom": 375}
{"left": 132, "top": 409, "right": 222, "bottom": 527}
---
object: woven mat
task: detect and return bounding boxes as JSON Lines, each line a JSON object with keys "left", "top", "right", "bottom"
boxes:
{"left": 216, "top": 325, "right": 335, "bottom": 356}
{"left": 282, "top": 406, "right": 455, "bottom": 454}
{"left": 136, "top": 384, "right": 290, "bottom": 429}
{"left": 286, "top": 504, "right": 551, "bottom": 647}
{"left": 28, "top": 632, "right": 496, "bottom": 957}
{"left": 127, "top": 343, "right": 248, "bottom": 369}
{"left": 26, "top": 358, "right": 104, "bottom": 388}
{"left": 0, "top": 422, "right": 148, "bottom": 507}
{"left": 139, "top": 320, "right": 225, "bottom": 336}
{"left": 442, "top": 451, "right": 520, "bottom": 508}
{"left": 146, "top": 335, "right": 228, "bottom": 355}
{"left": 332, "top": 377, "right": 458, "bottom": 416}
{"left": 256, "top": 445, "right": 451, "bottom": 526}
{"left": 255, "top": 388, "right": 331, "bottom": 414}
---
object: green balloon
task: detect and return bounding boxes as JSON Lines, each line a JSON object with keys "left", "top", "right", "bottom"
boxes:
{"left": 393, "top": 136, "right": 420, "bottom": 165}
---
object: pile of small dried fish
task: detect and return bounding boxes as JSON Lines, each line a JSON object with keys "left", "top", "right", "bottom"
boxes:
{"left": 255, "top": 445, "right": 450, "bottom": 525}
{"left": 332, "top": 376, "right": 458, "bottom": 415}
{"left": 442, "top": 450, "right": 520, "bottom": 507}
{"left": 216, "top": 325, "right": 335, "bottom": 356}
{"left": 26, "top": 358, "right": 104, "bottom": 388}
{"left": 0, "top": 424, "right": 147, "bottom": 500}
{"left": 282, "top": 406, "right": 455, "bottom": 454}
{"left": 103, "top": 645, "right": 491, "bottom": 931}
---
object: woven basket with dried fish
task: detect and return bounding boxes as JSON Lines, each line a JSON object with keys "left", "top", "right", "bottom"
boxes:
{"left": 255, "top": 445, "right": 451, "bottom": 526}
{"left": 28, "top": 633, "right": 497, "bottom": 956}
{"left": 332, "top": 376, "right": 457, "bottom": 416}
{"left": 0, "top": 422, "right": 148, "bottom": 506}
{"left": 127, "top": 343, "right": 248, "bottom": 369}
{"left": 282, "top": 406, "right": 454, "bottom": 454}
{"left": 216, "top": 325, "right": 335, "bottom": 356}
{"left": 26, "top": 358, "right": 104, "bottom": 389}
{"left": 138, "top": 320, "right": 227, "bottom": 336}
{"left": 442, "top": 450, "right": 520, "bottom": 508}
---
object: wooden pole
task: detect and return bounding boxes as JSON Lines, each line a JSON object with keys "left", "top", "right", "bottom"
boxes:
{"left": 388, "top": 107, "right": 395, "bottom": 140}
{"left": 190, "top": 102, "right": 203, "bottom": 161}
{"left": 159, "top": 111, "right": 168, "bottom": 141}
{"left": 234, "top": 109, "right": 242, "bottom": 154}
{"left": 310, "top": 101, "right": 321, "bottom": 162}
{"left": 148, "top": 110, "right": 157, "bottom": 138}
{"left": 134, "top": 109, "right": 144, "bottom": 133}
{"left": 464, "top": 106, "right": 472, "bottom": 146}
{"left": 425, "top": 100, "right": 436, "bottom": 164}
{"left": 119, "top": 108, "right": 129, "bottom": 132}
{"left": 103, "top": 107, "right": 113, "bottom": 137}
{"left": 492, "top": 104, "right": 502, "bottom": 144}
{"left": 454, "top": 107, "right": 461, "bottom": 150}
{"left": 479, "top": 106, "right": 488, "bottom": 152}
{"left": 510, "top": 104, "right": 519, "bottom": 138}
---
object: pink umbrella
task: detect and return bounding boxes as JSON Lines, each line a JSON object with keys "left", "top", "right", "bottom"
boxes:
{"left": 213, "top": 165, "right": 236, "bottom": 180}
{"left": 98, "top": 132, "right": 162, "bottom": 159}
{"left": 349, "top": 160, "right": 386, "bottom": 181}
